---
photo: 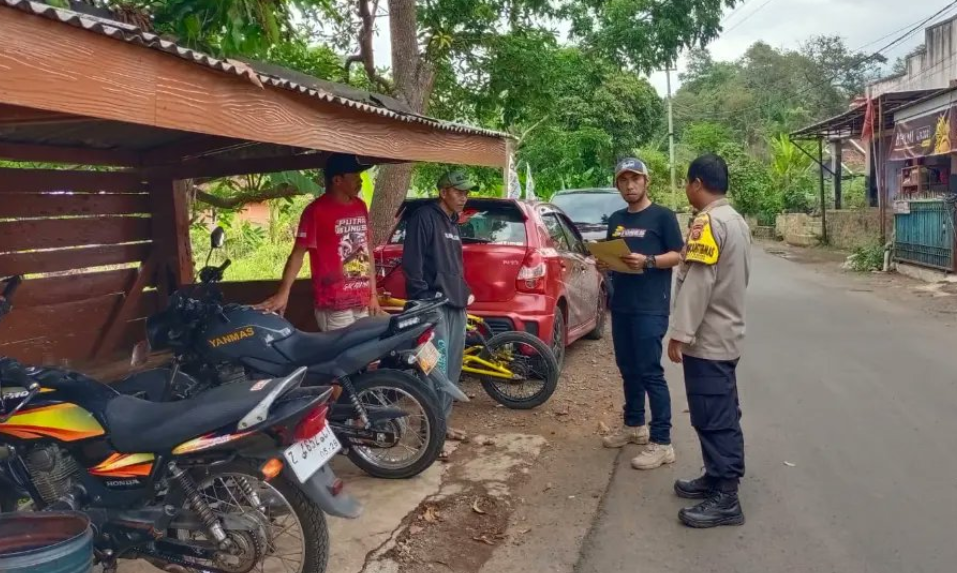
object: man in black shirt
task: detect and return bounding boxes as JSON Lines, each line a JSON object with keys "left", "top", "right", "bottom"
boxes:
{"left": 601, "top": 158, "right": 685, "bottom": 471}
{"left": 403, "top": 169, "right": 475, "bottom": 438}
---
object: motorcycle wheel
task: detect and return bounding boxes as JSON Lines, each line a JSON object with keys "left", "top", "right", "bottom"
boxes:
{"left": 341, "top": 369, "right": 446, "bottom": 480}
{"left": 479, "top": 330, "right": 560, "bottom": 410}
{"left": 173, "top": 460, "right": 329, "bottom": 573}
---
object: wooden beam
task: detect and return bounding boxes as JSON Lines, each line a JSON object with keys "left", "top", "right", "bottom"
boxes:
{"left": 0, "top": 8, "right": 508, "bottom": 168}
{"left": 144, "top": 151, "right": 333, "bottom": 179}
{"left": 0, "top": 142, "right": 140, "bottom": 167}
{"left": 94, "top": 257, "right": 156, "bottom": 359}
{"left": 140, "top": 134, "right": 253, "bottom": 165}
{"left": 15, "top": 268, "right": 142, "bottom": 309}
{"left": 0, "top": 103, "right": 88, "bottom": 126}
{"left": 0, "top": 217, "right": 152, "bottom": 252}
{"left": 0, "top": 167, "right": 144, "bottom": 193}
{"left": 0, "top": 192, "right": 150, "bottom": 219}
{"left": 148, "top": 179, "right": 193, "bottom": 295}
{"left": 0, "top": 243, "right": 151, "bottom": 276}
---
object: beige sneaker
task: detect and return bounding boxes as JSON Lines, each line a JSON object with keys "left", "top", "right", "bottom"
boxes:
{"left": 631, "top": 443, "right": 676, "bottom": 470}
{"left": 601, "top": 425, "right": 650, "bottom": 448}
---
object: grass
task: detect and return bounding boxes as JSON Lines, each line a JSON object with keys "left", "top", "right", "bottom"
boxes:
{"left": 846, "top": 243, "right": 886, "bottom": 272}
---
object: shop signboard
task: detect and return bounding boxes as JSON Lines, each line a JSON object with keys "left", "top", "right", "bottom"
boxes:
{"left": 889, "top": 107, "right": 954, "bottom": 161}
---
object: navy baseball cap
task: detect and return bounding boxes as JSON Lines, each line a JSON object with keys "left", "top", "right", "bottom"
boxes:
{"left": 615, "top": 157, "right": 650, "bottom": 180}
{"left": 325, "top": 153, "right": 372, "bottom": 178}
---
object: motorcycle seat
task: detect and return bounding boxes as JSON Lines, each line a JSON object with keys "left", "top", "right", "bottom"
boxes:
{"left": 275, "top": 316, "right": 392, "bottom": 366}
{"left": 105, "top": 377, "right": 287, "bottom": 454}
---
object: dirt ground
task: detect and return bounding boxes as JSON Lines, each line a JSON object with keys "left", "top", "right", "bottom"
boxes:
{"left": 363, "top": 332, "right": 624, "bottom": 573}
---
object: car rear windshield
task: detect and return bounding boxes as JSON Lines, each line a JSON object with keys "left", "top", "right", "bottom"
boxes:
{"left": 390, "top": 202, "right": 527, "bottom": 245}
{"left": 551, "top": 193, "right": 626, "bottom": 226}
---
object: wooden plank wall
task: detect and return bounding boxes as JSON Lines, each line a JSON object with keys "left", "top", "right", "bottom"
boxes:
{"left": 0, "top": 168, "right": 155, "bottom": 366}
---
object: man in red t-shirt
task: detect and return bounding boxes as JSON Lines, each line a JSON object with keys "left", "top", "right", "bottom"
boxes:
{"left": 255, "top": 154, "right": 382, "bottom": 330}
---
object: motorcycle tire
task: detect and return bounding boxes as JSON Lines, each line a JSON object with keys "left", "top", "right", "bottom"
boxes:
{"left": 340, "top": 369, "right": 446, "bottom": 480}
{"left": 479, "top": 330, "right": 560, "bottom": 410}
{"left": 182, "top": 460, "right": 329, "bottom": 573}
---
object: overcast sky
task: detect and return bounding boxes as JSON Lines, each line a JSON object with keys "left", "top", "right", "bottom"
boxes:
{"left": 370, "top": 0, "right": 947, "bottom": 98}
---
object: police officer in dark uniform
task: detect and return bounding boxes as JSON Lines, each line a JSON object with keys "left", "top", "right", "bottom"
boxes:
{"left": 668, "top": 154, "right": 752, "bottom": 528}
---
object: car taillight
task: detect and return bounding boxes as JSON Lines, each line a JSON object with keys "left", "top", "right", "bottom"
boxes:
{"left": 294, "top": 404, "right": 329, "bottom": 442}
{"left": 517, "top": 250, "right": 547, "bottom": 293}
{"left": 416, "top": 328, "right": 434, "bottom": 347}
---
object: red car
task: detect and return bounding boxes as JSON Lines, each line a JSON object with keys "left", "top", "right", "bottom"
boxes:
{"left": 374, "top": 198, "right": 607, "bottom": 367}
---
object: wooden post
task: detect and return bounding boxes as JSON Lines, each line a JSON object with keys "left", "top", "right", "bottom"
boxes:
{"left": 93, "top": 256, "right": 156, "bottom": 359}
{"left": 149, "top": 178, "right": 194, "bottom": 302}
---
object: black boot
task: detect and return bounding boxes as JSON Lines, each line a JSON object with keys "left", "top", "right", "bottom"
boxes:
{"left": 678, "top": 492, "right": 745, "bottom": 528}
{"left": 673, "top": 475, "right": 716, "bottom": 499}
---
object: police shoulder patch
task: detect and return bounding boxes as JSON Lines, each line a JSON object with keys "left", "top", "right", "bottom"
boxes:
{"left": 685, "top": 214, "right": 720, "bottom": 265}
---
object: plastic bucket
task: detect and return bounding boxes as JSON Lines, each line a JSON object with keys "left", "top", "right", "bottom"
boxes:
{"left": 0, "top": 512, "right": 93, "bottom": 573}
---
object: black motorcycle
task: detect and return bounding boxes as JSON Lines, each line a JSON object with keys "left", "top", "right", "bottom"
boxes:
{"left": 0, "top": 275, "right": 359, "bottom": 573}
{"left": 118, "top": 228, "right": 467, "bottom": 480}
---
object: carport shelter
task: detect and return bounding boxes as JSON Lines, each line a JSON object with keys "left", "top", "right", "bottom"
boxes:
{"left": 0, "top": 1, "right": 510, "bottom": 373}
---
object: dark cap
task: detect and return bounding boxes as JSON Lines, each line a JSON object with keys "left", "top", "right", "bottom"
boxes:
{"left": 325, "top": 153, "right": 372, "bottom": 178}
{"left": 614, "top": 157, "right": 650, "bottom": 180}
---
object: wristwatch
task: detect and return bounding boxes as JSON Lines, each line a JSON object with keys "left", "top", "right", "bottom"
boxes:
{"left": 645, "top": 255, "right": 656, "bottom": 269}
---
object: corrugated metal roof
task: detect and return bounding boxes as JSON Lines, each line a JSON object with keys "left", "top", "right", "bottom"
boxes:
{"left": 1, "top": 0, "right": 509, "bottom": 140}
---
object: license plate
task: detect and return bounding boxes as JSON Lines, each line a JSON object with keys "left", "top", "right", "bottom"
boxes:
{"left": 282, "top": 425, "right": 341, "bottom": 483}
{"left": 417, "top": 340, "right": 440, "bottom": 375}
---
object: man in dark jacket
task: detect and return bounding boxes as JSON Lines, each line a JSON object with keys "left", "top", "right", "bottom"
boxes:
{"left": 403, "top": 170, "right": 474, "bottom": 433}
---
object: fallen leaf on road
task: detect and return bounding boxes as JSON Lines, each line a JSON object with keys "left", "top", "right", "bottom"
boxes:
{"left": 472, "top": 535, "right": 496, "bottom": 546}
{"left": 783, "top": 461, "right": 796, "bottom": 467}
{"left": 472, "top": 499, "right": 487, "bottom": 515}
{"left": 544, "top": 482, "right": 553, "bottom": 491}
{"left": 519, "top": 528, "right": 533, "bottom": 535}
{"left": 598, "top": 421, "right": 610, "bottom": 434}
{"left": 409, "top": 525, "right": 424, "bottom": 536}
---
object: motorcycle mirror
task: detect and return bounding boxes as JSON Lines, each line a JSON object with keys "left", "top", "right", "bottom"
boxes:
{"left": 210, "top": 227, "right": 226, "bottom": 250}
{"left": 130, "top": 340, "right": 150, "bottom": 368}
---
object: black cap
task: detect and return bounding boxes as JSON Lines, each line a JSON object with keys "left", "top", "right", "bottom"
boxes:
{"left": 325, "top": 153, "right": 372, "bottom": 178}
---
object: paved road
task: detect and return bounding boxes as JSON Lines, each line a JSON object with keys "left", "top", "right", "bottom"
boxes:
{"left": 576, "top": 247, "right": 957, "bottom": 573}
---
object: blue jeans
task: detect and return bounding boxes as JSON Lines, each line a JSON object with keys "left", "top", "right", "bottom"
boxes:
{"left": 611, "top": 312, "right": 672, "bottom": 445}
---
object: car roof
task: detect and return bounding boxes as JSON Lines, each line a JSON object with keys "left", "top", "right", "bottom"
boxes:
{"left": 396, "top": 196, "right": 547, "bottom": 217}
{"left": 552, "top": 188, "right": 619, "bottom": 196}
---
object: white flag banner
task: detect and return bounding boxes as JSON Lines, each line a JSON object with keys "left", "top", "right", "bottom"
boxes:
{"left": 524, "top": 161, "right": 536, "bottom": 200}
{"left": 506, "top": 153, "right": 522, "bottom": 199}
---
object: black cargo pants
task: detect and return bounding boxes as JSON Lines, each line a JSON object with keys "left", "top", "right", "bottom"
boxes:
{"left": 683, "top": 355, "right": 744, "bottom": 493}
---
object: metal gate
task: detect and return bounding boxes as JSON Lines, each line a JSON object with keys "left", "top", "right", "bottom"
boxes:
{"left": 893, "top": 199, "right": 956, "bottom": 271}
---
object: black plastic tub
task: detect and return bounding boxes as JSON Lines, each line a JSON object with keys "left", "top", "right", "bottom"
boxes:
{"left": 0, "top": 512, "right": 93, "bottom": 573}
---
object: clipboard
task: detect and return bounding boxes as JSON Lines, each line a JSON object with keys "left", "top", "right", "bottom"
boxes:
{"left": 587, "top": 239, "right": 643, "bottom": 274}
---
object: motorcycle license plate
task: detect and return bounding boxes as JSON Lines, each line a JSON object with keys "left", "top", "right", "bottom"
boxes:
{"left": 282, "top": 425, "right": 341, "bottom": 483}
{"left": 417, "top": 341, "right": 440, "bottom": 375}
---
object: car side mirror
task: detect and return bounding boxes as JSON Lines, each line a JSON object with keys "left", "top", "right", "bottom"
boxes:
{"left": 210, "top": 227, "right": 226, "bottom": 249}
